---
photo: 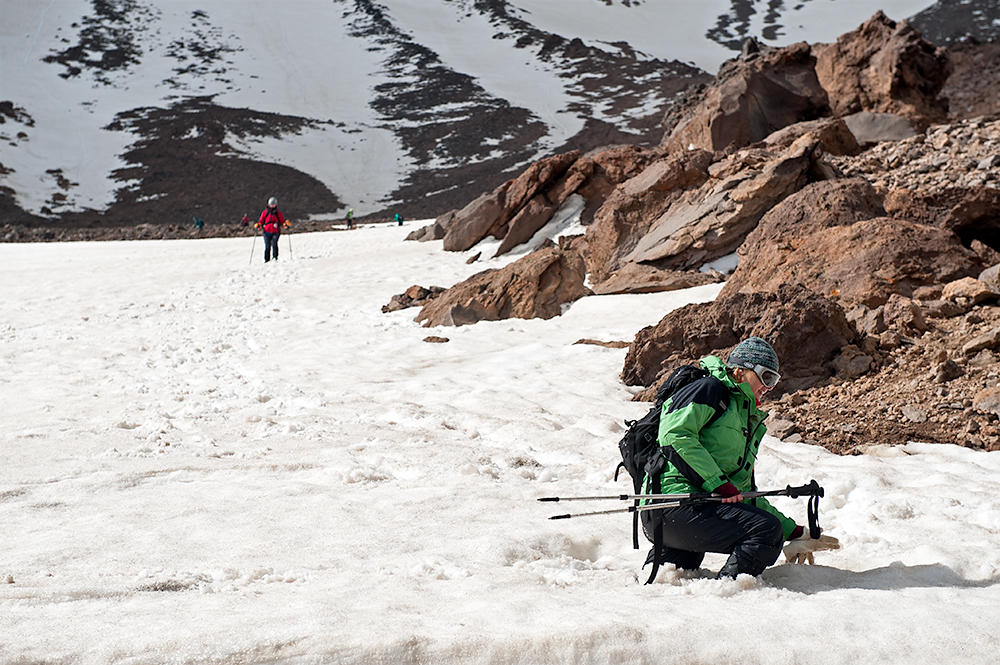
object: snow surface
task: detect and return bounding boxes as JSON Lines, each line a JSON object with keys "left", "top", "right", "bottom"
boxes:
{"left": 508, "top": 0, "right": 937, "bottom": 72}
{"left": 2, "top": 224, "right": 999, "bottom": 664}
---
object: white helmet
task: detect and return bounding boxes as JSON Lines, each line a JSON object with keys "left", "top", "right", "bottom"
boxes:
{"left": 267, "top": 197, "right": 277, "bottom": 207}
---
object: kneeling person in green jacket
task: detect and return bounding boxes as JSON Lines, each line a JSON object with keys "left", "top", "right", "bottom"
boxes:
{"left": 642, "top": 336, "right": 803, "bottom": 579}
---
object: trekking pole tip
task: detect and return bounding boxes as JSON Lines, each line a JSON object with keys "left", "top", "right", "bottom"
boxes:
{"left": 537, "top": 497, "right": 559, "bottom": 502}
{"left": 549, "top": 514, "right": 571, "bottom": 520}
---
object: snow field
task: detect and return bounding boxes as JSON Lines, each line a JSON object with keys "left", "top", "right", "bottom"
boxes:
{"left": 0, "top": 224, "right": 998, "bottom": 664}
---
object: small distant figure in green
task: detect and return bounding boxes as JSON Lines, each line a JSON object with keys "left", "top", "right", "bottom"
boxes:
{"left": 346, "top": 208, "right": 354, "bottom": 229}
{"left": 192, "top": 216, "right": 204, "bottom": 230}
{"left": 394, "top": 212, "right": 403, "bottom": 226}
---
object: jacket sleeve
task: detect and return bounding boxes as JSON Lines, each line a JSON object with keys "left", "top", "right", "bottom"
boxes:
{"left": 753, "top": 497, "right": 798, "bottom": 540}
{"left": 258, "top": 209, "right": 267, "bottom": 224}
{"left": 656, "top": 378, "right": 730, "bottom": 492}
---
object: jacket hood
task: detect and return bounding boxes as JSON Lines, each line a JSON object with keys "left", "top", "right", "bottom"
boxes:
{"left": 700, "top": 355, "right": 735, "bottom": 387}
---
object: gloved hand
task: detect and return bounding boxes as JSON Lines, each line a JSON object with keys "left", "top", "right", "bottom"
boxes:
{"left": 782, "top": 532, "right": 840, "bottom": 564}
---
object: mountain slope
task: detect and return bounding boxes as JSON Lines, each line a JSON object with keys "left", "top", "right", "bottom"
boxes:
{"left": 0, "top": 0, "right": 981, "bottom": 231}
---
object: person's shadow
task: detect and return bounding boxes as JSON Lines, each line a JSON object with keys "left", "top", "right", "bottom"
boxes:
{"left": 763, "top": 561, "right": 999, "bottom": 593}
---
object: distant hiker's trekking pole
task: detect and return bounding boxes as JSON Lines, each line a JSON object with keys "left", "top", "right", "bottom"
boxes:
{"left": 541, "top": 480, "right": 826, "bottom": 537}
{"left": 249, "top": 225, "right": 259, "bottom": 265}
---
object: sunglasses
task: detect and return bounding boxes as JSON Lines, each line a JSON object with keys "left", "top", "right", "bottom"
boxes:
{"left": 750, "top": 364, "right": 781, "bottom": 388}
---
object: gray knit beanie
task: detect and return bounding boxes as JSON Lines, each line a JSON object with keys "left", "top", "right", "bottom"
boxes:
{"left": 727, "top": 336, "right": 779, "bottom": 373}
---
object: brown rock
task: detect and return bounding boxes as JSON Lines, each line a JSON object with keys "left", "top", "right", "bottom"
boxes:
{"left": 382, "top": 285, "right": 445, "bottom": 313}
{"left": 406, "top": 219, "right": 447, "bottom": 242}
{"left": 933, "top": 359, "right": 964, "bottom": 383}
{"left": 980, "top": 264, "right": 1000, "bottom": 293}
{"left": 422, "top": 336, "right": 450, "bottom": 344}
{"left": 726, "top": 216, "right": 981, "bottom": 308}
{"left": 813, "top": 12, "right": 951, "bottom": 127}
{"left": 574, "top": 339, "right": 630, "bottom": 349}
{"left": 727, "top": 177, "right": 884, "bottom": 283}
{"left": 762, "top": 117, "right": 861, "bottom": 156}
{"left": 622, "top": 284, "right": 858, "bottom": 394}
{"left": 590, "top": 263, "right": 720, "bottom": 296}
{"left": 414, "top": 246, "right": 592, "bottom": 327}
{"left": 832, "top": 345, "right": 874, "bottom": 379}
{"left": 942, "top": 277, "right": 996, "bottom": 306}
{"left": 973, "top": 387, "right": 1000, "bottom": 417}
{"left": 962, "top": 328, "right": 1000, "bottom": 355}
{"left": 442, "top": 151, "right": 579, "bottom": 252}
{"left": 583, "top": 149, "right": 714, "bottom": 282}
{"left": 883, "top": 294, "right": 928, "bottom": 334}
{"left": 766, "top": 418, "right": 799, "bottom": 439}
{"left": 623, "top": 137, "right": 815, "bottom": 271}
{"left": 663, "top": 41, "right": 829, "bottom": 153}
{"left": 846, "top": 304, "right": 887, "bottom": 336}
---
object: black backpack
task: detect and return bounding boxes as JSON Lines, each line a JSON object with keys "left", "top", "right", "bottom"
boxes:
{"left": 614, "top": 364, "right": 726, "bottom": 583}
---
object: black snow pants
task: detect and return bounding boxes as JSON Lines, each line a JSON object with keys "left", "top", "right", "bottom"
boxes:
{"left": 263, "top": 232, "right": 280, "bottom": 262}
{"left": 641, "top": 501, "right": 784, "bottom": 578}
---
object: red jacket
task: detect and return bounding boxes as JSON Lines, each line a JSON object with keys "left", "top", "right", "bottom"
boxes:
{"left": 258, "top": 207, "right": 286, "bottom": 233}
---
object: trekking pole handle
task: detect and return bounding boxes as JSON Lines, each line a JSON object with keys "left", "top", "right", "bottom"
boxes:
{"left": 783, "top": 479, "right": 824, "bottom": 499}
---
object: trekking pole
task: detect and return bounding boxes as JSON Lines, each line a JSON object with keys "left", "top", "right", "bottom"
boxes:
{"left": 538, "top": 481, "right": 823, "bottom": 505}
{"left": 249, "top": 226, "right": 258, "bottom": 265}
{"left": 286, "top": 224, "right": 293, "bottom": 260}
{"left": 543, "top": 480, "right": 825, "bottom": 534}
{"left": 548, "top": 500, "right": 687, "bottom": 520}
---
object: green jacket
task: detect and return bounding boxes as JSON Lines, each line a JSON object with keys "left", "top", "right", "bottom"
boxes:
{"left": 645, "top": 355, "right": 797, "bottom": 539}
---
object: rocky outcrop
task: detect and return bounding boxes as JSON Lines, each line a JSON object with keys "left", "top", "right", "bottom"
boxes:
{"left": 414, "top": 245, "right": 591, "bottom": 327}
{"left": 590, "top": 263, "right": 721, "bottom": 296}
{"left": 438, "top": 150, "right": 579, "bottom": 252}
{"left": 419, "top": 146, "right": 655, "bottom": 257}
{"left": 721, "top": 176, "right": 982, "bottom": 306}
{"left": 813, "top": 11, "right": 952, "bottom": 127}
{"left": 622, "top": 135, "right": 818, "bottom": 272}
{"left": 727, "top": 216, "right": 981, "bottom": 308}
{"left": 622, "top": 285, "right": 860, "bottom": 395}
{"left": 583, "top": 148, "right": 714, "bottom": 284}
{"left": 662, "top": 41, "right": 829, "bottom": 153}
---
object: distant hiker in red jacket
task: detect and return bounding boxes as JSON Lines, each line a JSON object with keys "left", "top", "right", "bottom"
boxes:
{"left": 256, "top": 197, "right": 287, "bottom": 262}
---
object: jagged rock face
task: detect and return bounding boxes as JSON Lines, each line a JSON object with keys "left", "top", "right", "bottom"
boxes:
{"left": 621, "top": 284, "right": 858, "bottom": 395}
{"left": 662, "top": 41, "right": 829, "bottom": 153}
{"left": 583, "top": 149, "right": 714, "bottom": 284}
{"left": 413, "top": 246, "right": 591, "bottom": 327}
{"left": 441, "top": 151, "right": 579, "bottom": 252}
{"left": 721, "top": 177, "right": 885, "bottom": 298}
{"left": 760, "top": 117, "right": 861, "bottom": 155}
{"left": 626, "top": 136, "right": 817, "bottom": 271}
{"left": 728, "top": 215, "right": 982, "bottom": 307}
{"left": 428, "top": 146, "right": 655, "bottom": 256}
{"left": 813, "top": 11, "right": 952, "bottom": 127}
{"left": 589, "top": 263, "right": 721, "bottom": 296}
